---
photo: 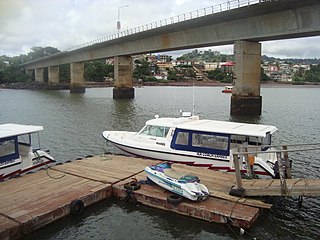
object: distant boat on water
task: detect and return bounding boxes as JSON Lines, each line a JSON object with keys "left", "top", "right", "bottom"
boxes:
{"left": 222, "top": 86, "right": 233, "bottom": 93}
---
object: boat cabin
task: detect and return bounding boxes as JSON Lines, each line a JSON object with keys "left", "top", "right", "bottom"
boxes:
{"left": 137, "top": 117, "right": 277, "bottom": 157}
{"left": 0, "top": 124, "right": 43, "bottom": 164}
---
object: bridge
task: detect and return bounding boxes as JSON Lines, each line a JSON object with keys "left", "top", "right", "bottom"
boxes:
{"left": 21, "top": 0, "right": 320, "bottom": 115}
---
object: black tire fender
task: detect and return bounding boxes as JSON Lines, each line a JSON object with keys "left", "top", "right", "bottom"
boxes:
{"left": 124, "top": 181, "right": 141, "bottom": 191}
{"left": 70, "top": 199, "right": 84, "bottom": 216}
{"left": 167, "top": 194, "right": 183, "bottom": 205}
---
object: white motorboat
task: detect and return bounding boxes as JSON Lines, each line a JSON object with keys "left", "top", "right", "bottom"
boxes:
{"left": 0, "top": 123, "right": 55, "bottom": 180}
{"left": 144, "top": 162, "right": 209, "bottom": 202}
{"left": 102, "top": 112, "right": 282, "bottom": 179}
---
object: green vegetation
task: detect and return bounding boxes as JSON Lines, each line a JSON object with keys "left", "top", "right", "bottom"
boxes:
{"left": 133, "top": 59, "right": 161, "bottom": 82}
{"left": 293, "top": 64, "right": 320, "bottom": 82}
{"left": 177, "top": 49, "right": 232, "bottom": 63}
{"left": 84, "top": 60, "right": 113, "bottom": 82}
{"left": 0, "top": 46, "right": 113, "bottom": 84}
{"left": 261, "top": 67, "right": 270, "bottom": 81}
{"left": 1, "top": 46, "right": 60, "bottom": 84}
{"left": 0, "top": 55, "right": 29, "bottom": 83}
{"left": 207, "top": 68, "right": 226, "bottom": 81}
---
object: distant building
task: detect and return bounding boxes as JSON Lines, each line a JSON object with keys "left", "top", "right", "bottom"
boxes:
{"left": 172, "top": 60, "right": 193, "bottom": 66}
{"left": 153, "top": 74, "right": 167, "bottom": 80}
{"left": 220, "top": 61, "right": 235, "bottom": 74}
{"left": 203, "top": 62, "right": 218, "bottom": 71}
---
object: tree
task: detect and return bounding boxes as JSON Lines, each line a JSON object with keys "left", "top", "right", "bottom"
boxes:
{"left": 59, "top": 64, "right": 70, "bottom": 83}
{"left": 293, "top": 67, "right": 305, "bottom": 82}
{"left": 260, "top": 67, "right": 270, "bottom": 81}
{"left": 133, "top": 60, "right": 152, "bottom": 81}
{"left": 84, "top": 60, "right": 113, "bottom": 82}
{"left": 0, "top": 56, "right": 30, "bottom": 83}
{"left": 27, "top": 46, "right": 60, "bottom": 61}
{"left": 304, "top": 64, "right": 320, "bottom": 82}
{"left": 167, "top": 69, "right": 177, "bottom": 80}
{"left": 207, "top": 68, "right": 224, "bottom": 81}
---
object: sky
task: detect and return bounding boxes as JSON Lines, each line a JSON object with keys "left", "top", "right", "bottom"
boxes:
{"left": 1, "top": 0, "right": 320, "bottom": 59}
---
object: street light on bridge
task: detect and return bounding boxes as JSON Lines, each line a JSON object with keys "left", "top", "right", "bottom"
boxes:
{"left": 117, "top": 5, "right": 129, "bottom": 36}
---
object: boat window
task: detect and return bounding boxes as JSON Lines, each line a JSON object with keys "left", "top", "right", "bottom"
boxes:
{"left": 171, "top": 129, "right": 230, "bottom": 155}
{"left": 18, "top": 134, "right": 31, "bottom": 146}
{"left": 192, "top": 133, "right": 228, "bottom": 150}
{"left": 140, "top": 125, "right": 170, "bottom": 138}
{"left": 175, "top": 132, "right": 189, "bottom": 145}
{"left": 261, "top": 132, "right": 271, "bottom": 150}
{"left": 0, "top": 139, "right": 16, "bottom": 158}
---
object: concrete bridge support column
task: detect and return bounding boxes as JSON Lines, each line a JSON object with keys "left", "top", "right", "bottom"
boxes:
{"left": 35, "top": 68, "right": 44, "bottom": 83}
{"left": 113, "top": 56, "right": 134, "bottom": 99}
{"left": 70, "top": 62, "right": 85, "bottom": 93}
{"left": 231, "top": 41, "right": 262, "bottom": 115}
{"left": 48, "top": 66, "right": 59, "bottom": 85}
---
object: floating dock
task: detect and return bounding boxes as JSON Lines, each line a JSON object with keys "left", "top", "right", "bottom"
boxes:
{"left": 0, "top": 154, "right": 319, "bottom": 240}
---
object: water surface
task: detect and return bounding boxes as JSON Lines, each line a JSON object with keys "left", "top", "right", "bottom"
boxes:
{"left": 1, "top": 86, "right": 319, "bottom": 239}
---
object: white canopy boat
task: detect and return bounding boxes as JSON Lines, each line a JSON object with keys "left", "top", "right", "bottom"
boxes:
{"left": 0, "top": 123, "right": 55, "bottom": 180}
{"left": 102, "top": 112, "right": 283, "bottom": 179}
{"left": 144, "top": 162, "right": 209, "bottom": 202}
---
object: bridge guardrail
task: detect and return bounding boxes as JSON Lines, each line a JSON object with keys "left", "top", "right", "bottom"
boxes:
{"left": 33, "top": 0, "right": 274, "bottom": 59}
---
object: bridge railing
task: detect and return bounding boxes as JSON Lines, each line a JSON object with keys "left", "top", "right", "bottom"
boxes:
{"left": 60, "top": 0, "right": 272, "bottom": 53}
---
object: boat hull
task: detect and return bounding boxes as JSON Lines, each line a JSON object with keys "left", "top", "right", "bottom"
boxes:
{"left": 0, "top": 151, "right": 55, "bottom": 181}
{"left": 107, "top": 137, "right": 275, "bottom": 179}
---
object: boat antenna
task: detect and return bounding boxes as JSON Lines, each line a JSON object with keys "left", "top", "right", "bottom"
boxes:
{"left": 192, "top": 80, "right": 195, "bottom": 116}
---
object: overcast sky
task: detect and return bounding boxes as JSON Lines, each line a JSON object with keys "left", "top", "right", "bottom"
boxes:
{"left": 1, "top": 0, "right": 319, "bottom": 59}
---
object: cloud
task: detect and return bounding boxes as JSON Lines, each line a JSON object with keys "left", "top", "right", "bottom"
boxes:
{"left": 0, "top": 0, "right": 319, "bottom": 59}
{"left": 262, "top": 37, "right": 320, "bottom": 59}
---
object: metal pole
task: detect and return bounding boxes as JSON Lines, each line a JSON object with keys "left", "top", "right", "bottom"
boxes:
{"left": 117, "top": 5, "right": 129, "bottom": 36}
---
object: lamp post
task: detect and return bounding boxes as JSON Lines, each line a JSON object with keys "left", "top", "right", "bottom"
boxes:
{"left": 117, "top": 5, "right": 129, "bottom": 36}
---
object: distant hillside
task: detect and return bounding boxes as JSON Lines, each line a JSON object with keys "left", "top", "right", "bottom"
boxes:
{"left": 177, "top": 50, "right": 320, "bottom": 65}
{"left": 261, "top": 55, "right": 320, "bottom": 65}
{"left": 177, "top": 49, "right": 234, "bottom": 62}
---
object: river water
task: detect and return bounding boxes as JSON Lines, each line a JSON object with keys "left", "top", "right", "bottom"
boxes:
{"left": 1, "top": 86, "right": 319, "bottom": 239}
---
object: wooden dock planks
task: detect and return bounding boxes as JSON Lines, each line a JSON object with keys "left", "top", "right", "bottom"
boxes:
{"left": 0, "top": 154, "right": 271, "bottom": 239}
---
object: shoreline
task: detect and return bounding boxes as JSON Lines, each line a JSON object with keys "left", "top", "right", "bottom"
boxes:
{"left": 1, "top": 80, "right": 320, "bottom": 90}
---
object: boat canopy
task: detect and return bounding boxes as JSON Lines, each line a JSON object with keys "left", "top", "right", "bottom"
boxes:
{"left": 145, "top": 117, "right": 277, "bottom": 138}
{"left": 0, "top": 124, "right": 43, "bottom": 139}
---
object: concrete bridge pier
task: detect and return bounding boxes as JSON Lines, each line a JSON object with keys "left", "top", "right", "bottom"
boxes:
{"left": 113, "top": 56, "right": 134, "bottom": 99}
{"left": 70, "top": 62, "right": 85, "bottom": 93}
{"left": 48, "top": 66, "right": 59, "bottom": 85}
{"left": 231, "top": 41, "right": 262, "bottom": 115}
{"left": 35, "top": 68, "right": 44, "bottom": 83}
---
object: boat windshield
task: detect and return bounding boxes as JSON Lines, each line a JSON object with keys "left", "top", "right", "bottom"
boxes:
{"left": 139, "top": 125, "right": 170, "bottom": 138}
